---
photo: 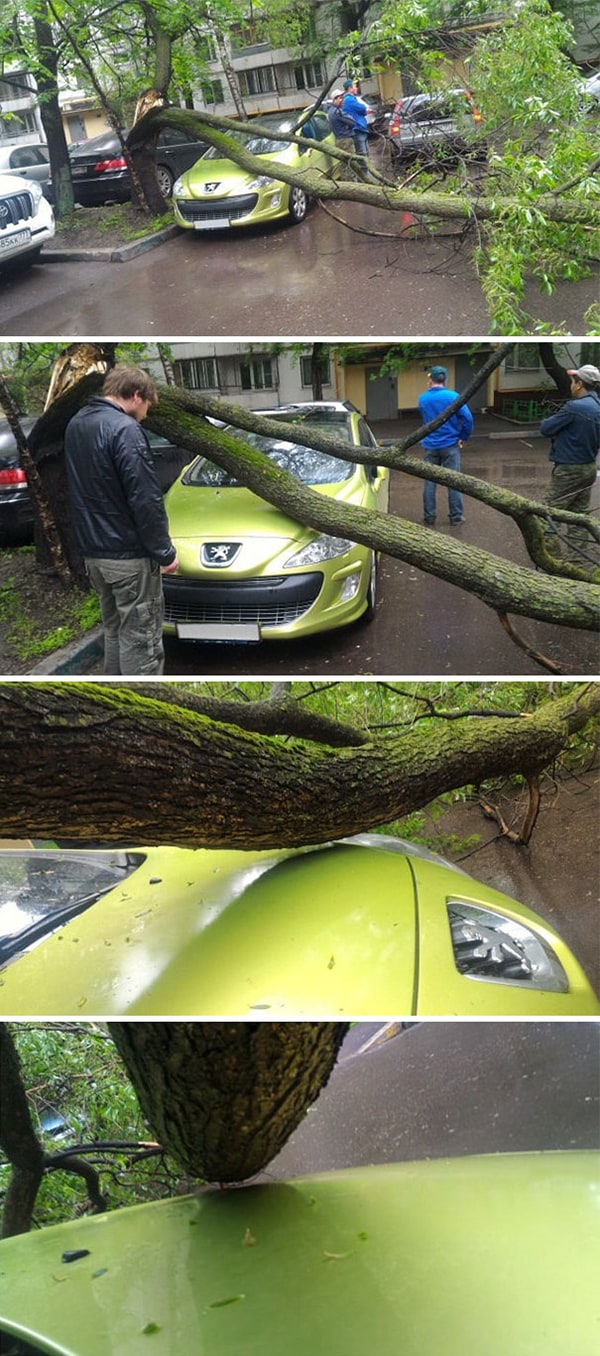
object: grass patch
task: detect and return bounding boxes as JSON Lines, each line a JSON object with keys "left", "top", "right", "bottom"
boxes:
{"left": 0, "top": 547, "right": 100, "bottom": 663}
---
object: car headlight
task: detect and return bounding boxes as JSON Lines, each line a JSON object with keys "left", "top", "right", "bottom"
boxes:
{"left": 248, "top": 175, "right": 277, "bottom": 189}
{"left": 447, "top": 900, "right": 569, "bottom": 992}
{"left": 26, "top": 181, "right": 43, "bottom": 209}
{"left": 285, "top": 535, "right": 355, "bottom": 567}
{"left": 172, "top": 176, "right": 188, "bottom": 197}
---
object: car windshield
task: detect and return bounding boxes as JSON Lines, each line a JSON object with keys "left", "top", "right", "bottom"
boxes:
{"left": 184, "top": 426, "right": 354, "bottom": 488}
{"left": 0, "top": 850, "right": 143, "bottom": 966}
{"left": 203, "top": 118, "right": 300, "bottom": 159}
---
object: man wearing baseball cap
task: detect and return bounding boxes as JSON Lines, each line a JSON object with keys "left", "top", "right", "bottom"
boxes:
{"left": 539, "top": 364, "right": 600, "bottom": 567}
{"left": 418, "top": 365, "right": 474, "bottom": 525}
{"left": 327, "top": 89, "right": 356, "bottom": 168}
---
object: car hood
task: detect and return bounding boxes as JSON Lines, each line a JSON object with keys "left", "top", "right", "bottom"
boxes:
{"left": 0, "top": 1154, "right": 597, "bottom": 1356}
{"left": 0, "top": 842, "right": 418, "bottom": 1017}
{"left": 183, "top": 146, "right": 295, "bottom": 192}
{"left": 165, "top": 473, "right": 364, "bottom": 544}
{"left": 0, "top": 172, "right": 38, "bottom": 194}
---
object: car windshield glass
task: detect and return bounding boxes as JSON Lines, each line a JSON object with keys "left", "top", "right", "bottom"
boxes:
{"left": 0, "top": 850, "right": 143, "bottom": 966}
{"left": 185, "top": 427, "right": 354, "bottom": 487}
{"left": 203, "top": 120, "right": 296, "bottom": 159}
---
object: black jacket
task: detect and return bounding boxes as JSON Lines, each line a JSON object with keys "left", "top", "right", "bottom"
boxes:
{"left": 65, "top": 396, "right": 176, "bottom": 564}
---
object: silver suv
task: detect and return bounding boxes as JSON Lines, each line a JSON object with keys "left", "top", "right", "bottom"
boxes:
{"left": 0, "top": 172, "right": 55, "bottom": 267}
{"left": 388, "top": 89, "right": 483, "bottom": 162}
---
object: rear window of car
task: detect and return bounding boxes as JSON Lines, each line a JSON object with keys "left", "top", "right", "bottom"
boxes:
{"left": 0, "top": 850, "right": 143, "bottom": 967}
{"left": 185, "top": 427, "right": 354, "bottom": 487}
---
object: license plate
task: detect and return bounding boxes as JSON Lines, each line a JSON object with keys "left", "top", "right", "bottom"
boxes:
{"left": 194, "top": 218, "right": 230, "bottom": 230}
{"left": 71, "top": 166, "right": 88, "bottom": 176}
{"left": 0, "top": 229, "right": 31, "bottom": 252}
{"left": 176, "top": 623, "right": 260, "bottom": 642}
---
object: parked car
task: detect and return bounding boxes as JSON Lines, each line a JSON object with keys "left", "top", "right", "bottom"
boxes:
{"left": 581, "top": 70, "right": 600, "bottom": 103}
{"left": 162, "top": 401, "right": 388, "bottom": 643}
{"left": 172, "top": 109, "right": 335, "bottom": 232}
{"left": 0, "top": 834, "right": 597, "bottom": 1016}
{"left": 0, "top": 172, "right": 55, "bottom": 267}
{"left": 0, "top": 419, "right": 191, "bottom": 544}
{"left": 1, "top": 1148, "right": 597, "bottom": 1356}
{"left": 0, "top": 416, "right": 37, "bottom": 540}
{"left": 388, "top": 88, "right": 484, "bottom": 162}
{"left": 0, "top": 143, "right": 51, "bottom": 198}
{"left": 68, "top": 127, "right": 210, "bottom": 205}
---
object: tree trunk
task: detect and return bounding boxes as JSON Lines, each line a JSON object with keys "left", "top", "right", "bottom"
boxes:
{"left": 538, "top": 344, "right": 571, "bottom": 399}
{"left": 0, "top": 1025, "right": 45, "bottom": 1237}
{"left": 109, "top": 1023, "right": 349, "bottom": 1182}
{"left": 33, "top": 9, "right": 75, "bottom": 220}
{"left": 0, "top": 374, "right": 73, "bottom": 585}
{"left": 0, "top": 682, "right": 596, "bottom": 847}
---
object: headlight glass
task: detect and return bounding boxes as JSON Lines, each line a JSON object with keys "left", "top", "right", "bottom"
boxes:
{"left": 285, "top": 535, "right": 354, "bottom": 567}
{"left": 248, "top": 175, "right": 277, "bottom": 189}
{"left": 172, "top": 176, "right": 187, "bottom": 196}
{"left": 27, "top": 180, "right": 43, "bottom": 209}
{"left": 447, "top": 899, "right": 569, "bottom": 992}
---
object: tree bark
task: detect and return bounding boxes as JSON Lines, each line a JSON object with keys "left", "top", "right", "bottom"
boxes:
{"left": 0, "top": 1025, "right": 45, "bottom": 1237}
{"left": 109, "top": 1022, "right": 349, "bottom": 1182}
{"left": 0, "top": 682, "right": 596, "bottom": 848}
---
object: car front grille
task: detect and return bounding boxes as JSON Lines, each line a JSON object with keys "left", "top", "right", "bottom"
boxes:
{"left": 0, "top": 191, "right": 34, "bottom": 228}
{"left": 163, "top": 573, "right": 323, "bottom": 628}
{"left": 176, "top": 193, "right": 259, "bottom": 223}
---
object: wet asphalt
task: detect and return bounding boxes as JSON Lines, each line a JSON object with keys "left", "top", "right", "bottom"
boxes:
{"left": 0, "top": 200, "right": 598, "bottom": 338}
{"left": 264, "top": 1021, "right": 600, "bottom": 1179}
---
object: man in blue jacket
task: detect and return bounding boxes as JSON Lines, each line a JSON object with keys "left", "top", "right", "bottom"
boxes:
{"left": 539, "top": 363, "right": 600, "bottom": 567}
{"left": 65, "top": 365, "right": 179, "bottom": 675}
{"left": 342, "top": 79, "right": 371, "bottom": 158}
{"left": 418, "top": 365, "right": 474, "bottom": 526}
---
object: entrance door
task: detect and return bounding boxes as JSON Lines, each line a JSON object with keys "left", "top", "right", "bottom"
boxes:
{"left": 454, "top": 355, "right": 487, "bottom": 411}
{"left": 365, "top": 372, "right": 398, "bottom": 421}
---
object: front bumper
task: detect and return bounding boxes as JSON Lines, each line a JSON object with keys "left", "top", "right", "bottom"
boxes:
{"left": 173, "top": 182, "right": 290, "bottom": 231}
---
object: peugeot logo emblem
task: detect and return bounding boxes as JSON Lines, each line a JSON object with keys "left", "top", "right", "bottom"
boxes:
{"left": 204, "top": 182, "right": 221, "bottom": 194}
{"left": 201, "top": 542, "right": 242, "bottom": 567}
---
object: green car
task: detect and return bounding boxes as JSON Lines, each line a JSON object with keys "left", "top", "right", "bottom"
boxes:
{"left": 0, "top": 836, "right": 597, "bottom": 1017}
{"left": 162, "top": 402, "right": 389, "bottom": 643}
{"left": 1, "top": 1154, "right": 598, "bottom": 1355}
{"left": 172, "top": 109, "right": 335, "bottom": 231}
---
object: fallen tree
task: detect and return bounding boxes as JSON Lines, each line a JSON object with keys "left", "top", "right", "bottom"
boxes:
{"left": 0, "top": 681, "right": 597, "bottom": 848}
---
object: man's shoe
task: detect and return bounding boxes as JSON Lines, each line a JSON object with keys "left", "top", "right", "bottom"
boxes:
{"left": 423, "top": 517, "right": 436, "bottom": 526}
{"left": 449, "top": 517, "right": 465, "bottom": 525}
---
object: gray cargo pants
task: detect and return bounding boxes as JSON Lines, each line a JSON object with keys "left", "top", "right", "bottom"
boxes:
{"left": 86, "top": 556, "right": 165, "bottom": 675}
{"left": 543, "top": 462, "right": 597, "bottom": 565}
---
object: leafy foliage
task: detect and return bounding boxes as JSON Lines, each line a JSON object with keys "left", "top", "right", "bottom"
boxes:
{"left": 0, "top": 1025, "right": 188, "bottom": 1227}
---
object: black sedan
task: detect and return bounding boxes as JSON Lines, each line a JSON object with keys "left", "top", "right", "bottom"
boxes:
{"left": 68, "top": 126, "right": 209, "bottom": 206}
{"left": 0, "top": 420, "right": 192, "bottom": 543}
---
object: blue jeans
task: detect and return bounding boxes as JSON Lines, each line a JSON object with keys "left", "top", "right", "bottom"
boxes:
{"left": 353, "top": 130, "right": 369, "bottom": 157}
{"left": 423, "top": 444, "right": 463, "bottom": 522}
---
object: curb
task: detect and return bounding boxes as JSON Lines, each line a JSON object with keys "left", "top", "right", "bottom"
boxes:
{"left": 30, "top": 627, "right": 104, "bottom": 675}
{"left": 43, "top": 223, "right": 180, "bottom": 263}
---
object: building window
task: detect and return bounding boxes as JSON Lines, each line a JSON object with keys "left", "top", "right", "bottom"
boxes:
{"left": 238, "top": 66, "right": 277, "bottom": 97}
{"left": 177, "top": 357, "right": 219, "bottom": 391}
{"left": 505, "top": 345, "right": 541, "bottom": 372}
{"left": 294, "top": 61, "right": 326, "bottom": 91}
{"left": 0, "top": 110, "right": 39, "bottom": 139}
{"left": 200, "top": 77, "right": 224, "bottom": 105}
{"left": 300, "top": 354, "right": 331, "bottom": 387}
{"left": 239, "top": 357, "right": 275, "bottom": 390}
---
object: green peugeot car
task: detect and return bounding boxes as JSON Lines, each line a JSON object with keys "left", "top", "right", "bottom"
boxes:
{"left": 172, "top": 109, "right": 335, "bottom": 231}
{"left": 162, "top": 402, "right": 389, "bottom": 643}
{"left": 0, "top": 836, "right": 597, "bottom": 1017}
{"left": 1, "top": 1153, "right": 598, "bottom": 1356}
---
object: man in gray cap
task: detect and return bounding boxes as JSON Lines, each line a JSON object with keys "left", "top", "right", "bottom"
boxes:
{"left": 327, "top": 89, "right": 356, "bottom": 166}
{"left": 539, "top": 364, "right": 600, "bottom": 567}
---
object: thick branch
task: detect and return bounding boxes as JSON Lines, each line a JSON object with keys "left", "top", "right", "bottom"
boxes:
{"left": 0, "top": 683, "right": 597, "bottom": 848}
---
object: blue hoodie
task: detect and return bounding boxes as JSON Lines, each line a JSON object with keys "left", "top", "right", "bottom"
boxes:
{"left": 418, "top": 385, "right": 474, "bottom": 450}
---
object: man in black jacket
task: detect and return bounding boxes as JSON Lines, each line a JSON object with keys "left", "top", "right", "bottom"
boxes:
{"left": 65, "top": 364, "right": 179, "bottom": 674}
{"left": 539, "top": 363, "right": 600, "bottom": 570}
